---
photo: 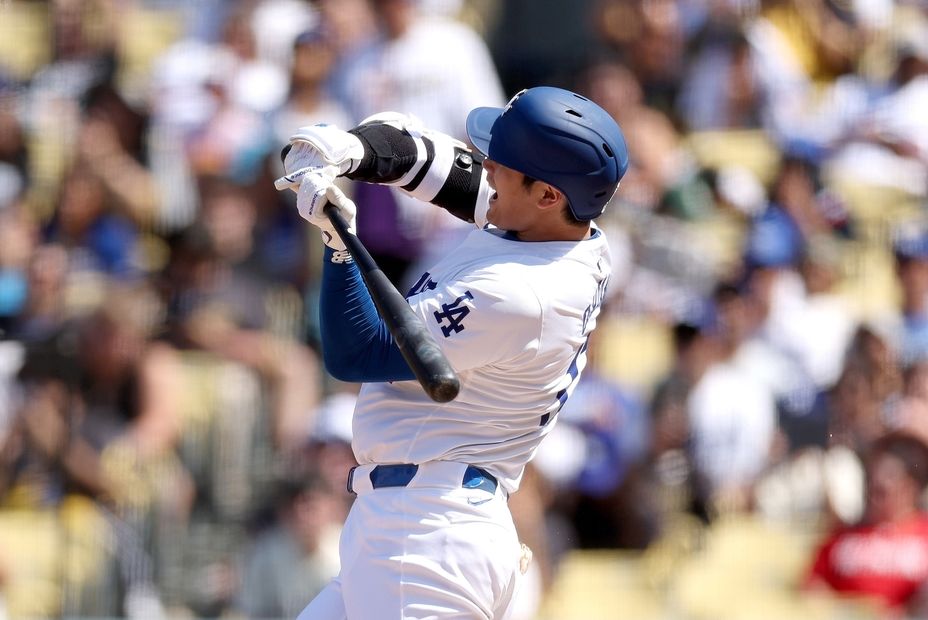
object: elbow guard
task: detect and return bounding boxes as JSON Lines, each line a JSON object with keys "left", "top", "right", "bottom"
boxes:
{"left": 346, "top": 118, "right": 483, "bottom": 224}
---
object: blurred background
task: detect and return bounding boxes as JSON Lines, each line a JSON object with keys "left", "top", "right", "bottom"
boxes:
{"left": 2, "top": 0, "right": 928, "bottom": 618}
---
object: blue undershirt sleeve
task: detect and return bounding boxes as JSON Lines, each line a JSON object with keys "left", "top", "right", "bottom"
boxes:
{"left": 318, "top": 247, "right": 417, "bottom": 383}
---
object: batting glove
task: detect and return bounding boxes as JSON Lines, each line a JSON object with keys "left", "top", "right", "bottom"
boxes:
{"left": 274, "top": 124, "right": 365, "bottom": 192}
{"left": 297, "top": 170, "right": 357, "bottom": 258}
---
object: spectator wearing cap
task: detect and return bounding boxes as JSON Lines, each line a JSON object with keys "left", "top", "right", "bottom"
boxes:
{"left": 892, "top": 227, "right": 928, "bottom": 365}
{"left": 739, "top": 206, "right": 826, "bottom": 446}
{"left": 750, "top": 152, "right": 857, "bottom": 389}
{"left": 268, "top": 22, "right": 354, "bottom": 310}
{"left": 271, "top": 25, "right": 352, "bottom": 153}
{"left": 805, "top": 432, "right": 928, "bottom": 617}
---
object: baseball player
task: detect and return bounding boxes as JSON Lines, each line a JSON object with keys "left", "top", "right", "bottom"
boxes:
{"left": 275, "top": 86, "right": 629, "bottom": 619}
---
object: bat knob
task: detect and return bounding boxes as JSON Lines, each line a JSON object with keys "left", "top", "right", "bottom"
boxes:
{"left": 428, "top": 375, "right": 461, "bottom": 403}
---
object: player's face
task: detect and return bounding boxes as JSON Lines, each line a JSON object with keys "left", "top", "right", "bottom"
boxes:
{"left": 482, "top": 159, "right": 541, "bottom": 234}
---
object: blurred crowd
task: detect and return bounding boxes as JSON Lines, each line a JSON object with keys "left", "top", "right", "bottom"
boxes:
{"left": 2, "top": 0, "right": 928, "bottom": 618}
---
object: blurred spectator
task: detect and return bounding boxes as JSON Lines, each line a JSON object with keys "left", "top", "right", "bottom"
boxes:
{"left": 338, "top": 0, "right": 504, "bottom": 131}
{"left": 43, "top": 164, "right": 140, "bottom": 280}
{"left": 890, "top": 225, "right": 928, "bottom": 365}
{"left": 23, "top": 0, "right": 120, "bottom": 207}
{"left": 0, "top": 93, "right": 27, "bottom": 210}
{"left": 582, "top": 60, "right": 692, "bottom": 212}
{"left": 894, "top": 359, "right": 928, "bottom": 446}
{"left": 595, "top": 0, "right": 689, "bottom": 115}
{"left": 746, "top": 0, "right": 871, "bottom": 153}
{"left": 250, "top": 0, "right": 319, "bottom": 69}
{"left": 237, "top": 474, "right": 342, "bottom": 620}
{"left": 335, "top": 0, "right": 505, "bottom": 285}
{"left": 301, "top": 388, "right": 358, "bottom": 517}
{"left": 76, "top": 82, "right": 159, "bottom": 227}
{"left": 268, "top": 21, "right": 352, "bottom": 296}
{"left": 159, "top": 177, "right": 320, "bottom": 455}
{"left": 825, "top": 10, "right": 928, "bottom": 196}
{"left": 828, "top": 325, "right": 902, "bottom": 453}
{"left": 646, "top": 316, "right": 718, "bottom": 525}
{"left": 764, "top": 232, "right": 857, "bottom": 390}
{"left": 183, "top": 59, "right": 274, "bottom": 184}
{"left": 739, "top": 205, "right": 830, "bottom": 448}
{"left": 547, "top": 328, "right": 654, "bottom": 550}
{"left": 676, "top": 23, "right": 761, "bottom": 131}
{"left": 805, "top": 432, "right": 928, "bottom": 618}
{"left": 75, "top": 290, "right": 184, "bottom": 463}
{"left": 0, "top": 338, "right": 23, "bottom": 447}
{"left": 686, "top": 284, "right": 778, "bottom": 514}
{"left": 0, "top": 203, "right": 38, "bottom": 331}
{"left": 0, "top": 324, "right": 102, "bottom": 507}
{"left": 770, "top": 153, "right": 852, "bottom": 243}
{"left": 213, "top": 6, "right": 289, "bottom": 117}
{"left": 7, "top": 243, "right": 70, "bottom": 344}
{"left": 312, "top": 0, "right": 379, "bottom": 108}
{"left": 271, "top": 25, "right": 352, "bottom": 150}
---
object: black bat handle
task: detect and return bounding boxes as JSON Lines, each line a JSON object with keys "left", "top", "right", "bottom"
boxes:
{"left": 324, "top": 204, "right": 461, "bottom": 403}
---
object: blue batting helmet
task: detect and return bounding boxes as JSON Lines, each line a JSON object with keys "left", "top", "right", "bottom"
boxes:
{"left": 465, "top": 86, "right": 629, "bottom": 221}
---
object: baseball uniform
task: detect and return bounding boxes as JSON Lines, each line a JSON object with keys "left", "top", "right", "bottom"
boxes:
{"left": 290, "top": 87, "right": 626, "bottom": 619}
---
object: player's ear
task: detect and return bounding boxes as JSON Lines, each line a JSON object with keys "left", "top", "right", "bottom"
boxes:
{"left": 536, "top": 183, "right": 565, "bottom": 211}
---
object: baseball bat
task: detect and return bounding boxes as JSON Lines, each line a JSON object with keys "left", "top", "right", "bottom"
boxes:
{"left": 323, "top": 205, "right": 461, "bottom": 403}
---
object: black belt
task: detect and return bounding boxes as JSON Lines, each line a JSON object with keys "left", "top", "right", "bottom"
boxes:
{"left": 347, "top": 463, "right": 498, "bottom": 495}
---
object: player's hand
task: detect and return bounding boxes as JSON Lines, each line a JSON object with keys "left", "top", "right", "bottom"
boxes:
{"left": 297, "top": 170, "right": 357, "bottom": 253}
{"left": 273, "top": 124, "right": 365, "bottom": 192}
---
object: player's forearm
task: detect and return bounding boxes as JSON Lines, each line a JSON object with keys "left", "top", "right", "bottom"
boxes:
{"left": 346, "top": 123, "right": 483, "bottom": 224}
{"left": 319, "top": 247, "right": 416, "bottom": 383}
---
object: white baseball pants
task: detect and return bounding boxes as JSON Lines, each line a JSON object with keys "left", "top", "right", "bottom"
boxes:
{"left": 296, "top": 461, "right": 524, "bottom": 619}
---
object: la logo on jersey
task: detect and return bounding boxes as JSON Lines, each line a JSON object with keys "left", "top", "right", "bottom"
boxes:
{"left": 434, "top": 291, "right": 474, "bottom": 337}
{"left": 407, "top": 272, "right": 474, "bottom": 337}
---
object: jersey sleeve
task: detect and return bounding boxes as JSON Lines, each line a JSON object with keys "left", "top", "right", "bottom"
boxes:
{"left": 318, "top": 248, "right": 416, "bottom": 383}
{"left": 406, "top": 270, "right": 543, "bottom": 372}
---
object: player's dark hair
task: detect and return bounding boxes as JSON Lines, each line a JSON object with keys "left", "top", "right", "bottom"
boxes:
{"left": 562, "top": 204, "right": 585, "bottom": 226}
{"left": 522, "top": 173, "right": 586, "bottom": 226}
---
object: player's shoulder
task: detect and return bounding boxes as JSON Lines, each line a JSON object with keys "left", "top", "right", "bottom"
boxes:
{"left": 459, "top": 227, "right": 609, "bottom": 283}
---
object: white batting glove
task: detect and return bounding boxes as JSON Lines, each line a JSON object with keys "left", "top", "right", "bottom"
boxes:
{"left": 297, "top": 170, "right": 357, "bottom": 257}
{"left": 274, "top": 124, "right": 365, "bottom": 192}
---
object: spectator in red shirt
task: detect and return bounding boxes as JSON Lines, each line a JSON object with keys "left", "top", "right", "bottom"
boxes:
{"left": 806, "top": 432, "right": 928, "bottom": 617}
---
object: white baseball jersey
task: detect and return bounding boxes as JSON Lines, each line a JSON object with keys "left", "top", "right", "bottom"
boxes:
{"left": 351, "top": 225, "right": 612, "bottom": 494}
